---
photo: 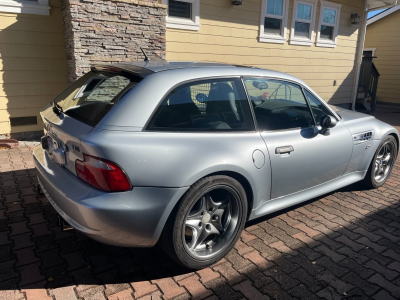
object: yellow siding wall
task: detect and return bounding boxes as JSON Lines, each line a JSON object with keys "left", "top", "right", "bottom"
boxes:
{"left": 166, "top": 0, "right": 364, "bottom": 105}
{"left": 0, "top": 0, "right": 68, "bottom": 135}
{"left": 365, "top": 10, "right": 400, "bottom": 104}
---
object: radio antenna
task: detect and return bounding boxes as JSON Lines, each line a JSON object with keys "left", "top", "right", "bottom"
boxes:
{"left": 140, "top": 47, "right": 150, "bottom": 62}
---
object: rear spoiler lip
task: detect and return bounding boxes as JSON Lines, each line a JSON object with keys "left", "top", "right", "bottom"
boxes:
{"left": 91, "top": 64, "right": 154, "bottom": 79}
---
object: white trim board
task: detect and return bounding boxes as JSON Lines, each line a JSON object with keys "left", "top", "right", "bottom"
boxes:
{"left": 0, "top": 0, "right": 50, "bottom": 15}
{"left": 367, "top": 5, "right": 400, "bottom": 25}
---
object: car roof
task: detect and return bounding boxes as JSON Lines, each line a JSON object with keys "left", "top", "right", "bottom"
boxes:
{"left": 111, "top": 61, "right": 236, "bottom": 74}
{"left": 97, "top": 61, "right": 340, "bottom": 129}
{"left": 92, "top": 61, "right": 301, "bottom": 83}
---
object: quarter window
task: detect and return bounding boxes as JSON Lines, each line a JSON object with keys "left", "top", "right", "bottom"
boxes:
{"left": 243, "top": 78, "right": 315, "bottom": 131}
{"left": 162, "top": 0, "right": 200, "bottom": 31}
{"left": 290, "top": 0, "right": 317, "bottom": 46}
{"left": 259, "top": 0, "right": 289, "bottom": 44}
{"left": 148, "top": 78, "right": 254, "bottom": 132}
{"left": 304, "top": 90, "right": 334, "bottom": 125}
{"left": 316, "top": 1, "right": 341, "bottom": 48}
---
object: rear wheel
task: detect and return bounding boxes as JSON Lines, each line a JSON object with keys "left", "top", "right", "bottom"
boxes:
{"left": 363, "top": 135, "right": 398, "bottom": 189}
{"left": 161, "top": 175, "right": 247, "bottom": 269}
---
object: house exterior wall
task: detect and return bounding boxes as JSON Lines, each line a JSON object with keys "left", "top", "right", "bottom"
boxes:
{"left": 0, "top": 0, "right": 167, "bottom": 137}
{"left": 0, "top": 0, "right": 365, "bottom": 136}
{"left": 165, "top": 0, "right": 365, "bottom": 106}
{"left": 0, "top": 0, "right": 68, "bottom": 137}
{"left": 62, "top": 0, "right": 167, "bottom": 84}
{"left": 365, "top": 10, "right": 400, "bottom": 105}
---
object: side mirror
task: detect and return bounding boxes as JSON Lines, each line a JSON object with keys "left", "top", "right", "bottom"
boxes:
{"left": 320, "top": 115, "right": 337, "bottom": 135}
{"left": 196, "top": 93, "right": 208, "bottom": 103}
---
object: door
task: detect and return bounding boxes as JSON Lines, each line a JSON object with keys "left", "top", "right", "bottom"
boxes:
{"left": 243, "top": 78, "right": 353, "bottom": 200}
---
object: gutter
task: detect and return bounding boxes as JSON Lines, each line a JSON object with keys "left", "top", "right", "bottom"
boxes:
{"left": 351, "top": 0, "right": 398, "bottom": 111}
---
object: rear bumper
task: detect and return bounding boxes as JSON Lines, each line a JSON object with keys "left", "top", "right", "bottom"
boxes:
{"left": 33, "top": 145, "right": 188, "bottom": 247}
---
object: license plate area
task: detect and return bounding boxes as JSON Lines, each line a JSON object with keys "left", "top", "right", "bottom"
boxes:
{"left": 47, "top": 135, "right": 59, "bottom": 152}
{"left": 45, "top": 134, "right": 66, "bottom": 165}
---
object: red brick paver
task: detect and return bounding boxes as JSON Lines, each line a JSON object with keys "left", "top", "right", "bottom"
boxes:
{"left": 130, "top": 281, "right": 158, "bottom": 299}
{"left": 1, "top": 108, "right": 400, "bottom": 299}
{"left": 178, "top": 275, "right": 212, "bottom": 300}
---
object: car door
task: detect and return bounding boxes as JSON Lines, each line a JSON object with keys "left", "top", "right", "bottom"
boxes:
{"left": 243, "top": 77, "right": 353, "bottom": 200}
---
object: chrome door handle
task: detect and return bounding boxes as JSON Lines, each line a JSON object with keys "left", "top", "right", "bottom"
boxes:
{"left": 275, "top": 146, "right": 294, "bottom": 154}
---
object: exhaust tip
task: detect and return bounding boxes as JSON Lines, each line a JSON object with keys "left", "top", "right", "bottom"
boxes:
{"left": 57, "top": 215, "right": 74, "bottom": 231}
{"left": 37, "top": 184, "right": 44, "bottom": 196}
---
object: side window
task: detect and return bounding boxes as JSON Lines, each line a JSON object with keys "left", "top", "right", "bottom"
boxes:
{"left": 304, "top": 89, "right": 333, "bottom": 125}
{"left": 148, "top": 78, "right": 254, "bottom": 132}
{"left": 243, "top": 78, "right": 315, "bottom": 131}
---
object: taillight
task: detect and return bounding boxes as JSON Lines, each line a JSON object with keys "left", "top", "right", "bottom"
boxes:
{"left": 75, "top": 154, "right": 131, "bottom": 192}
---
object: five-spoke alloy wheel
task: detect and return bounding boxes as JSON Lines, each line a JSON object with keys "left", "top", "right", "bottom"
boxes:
{"left": 374, "top": 140, "right": 396, "bottom": 183}
{"left": 183, "top": 188, "right": 239, "bottom": 259}
{"left": 161, "top": 175, "right": 247, "bottom": 269}
{"left": 364, "top": 135, "right": 398, "bottom": 188}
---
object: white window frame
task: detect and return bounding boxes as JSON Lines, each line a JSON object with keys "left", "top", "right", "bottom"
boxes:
{"left": 0, "top": 0, "right": 50, "bottom": 15}
{"left": 364, "top": 48, "right": 377, "bottom": 57}
{"left": 162, "top": 0, "right": 200, "bottom": 31}
{"left": 259, "top": 0, "right": 289, "bottom": 44}
{"left": 316, "top": 0, "right": 341, "bottom": 48}
{"left": 290, "top": 0, "right": 317, "bottom": 46}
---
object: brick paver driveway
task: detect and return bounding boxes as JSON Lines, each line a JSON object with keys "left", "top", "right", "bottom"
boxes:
{"left": 1, "top": 105, "right": 400, "bottom": 300}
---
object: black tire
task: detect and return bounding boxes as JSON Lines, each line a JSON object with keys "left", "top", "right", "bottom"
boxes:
{"left": 363, "top": 135, "right": 398, "bottom": 189}
{"left": 160, "top": 175, "right": 247, "bottom": 269}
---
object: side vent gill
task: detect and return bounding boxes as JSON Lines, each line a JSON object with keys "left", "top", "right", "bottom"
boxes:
{"left": 352, "top": 130, "right": 374, "bottom": 145}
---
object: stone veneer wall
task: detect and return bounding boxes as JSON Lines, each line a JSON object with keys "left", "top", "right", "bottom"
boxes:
{"left": 62, "top": 0, "right": 167, "bottom": 83}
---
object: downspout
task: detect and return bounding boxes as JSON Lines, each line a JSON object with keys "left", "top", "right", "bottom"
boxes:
{"left": 351, "top": 0, "right": 398, "bottom": 111}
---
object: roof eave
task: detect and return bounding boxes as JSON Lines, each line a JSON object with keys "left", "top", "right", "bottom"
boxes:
{"left": 367, "top": 0, "right": 397, "bottom": 10}
{"left": 367, "top": 4, "right": 400, "bottom": 25}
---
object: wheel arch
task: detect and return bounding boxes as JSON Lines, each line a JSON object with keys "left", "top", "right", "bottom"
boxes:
{"left": 389, "top": 132, "right": 399, "bottom": 152}
{"left": 157, "top": 170, "right": 255, "bottom": 245}
{"left": 205, "top": 171, "right": 254, "bottom": 220}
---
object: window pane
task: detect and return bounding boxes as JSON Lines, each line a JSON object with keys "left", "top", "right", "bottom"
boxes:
{"left": 297, "top": 3, "right": 312, "bottom": 20}
{"left": 55, "top": 73, "right": 138, "bottom": 127}
{"left": 264, "top": 18, "right": 282, "bottom": 35}
{"left": 323, "top": 8, "right": 336, "bottom": 24}
{"left": 85, "top": 76, "right": 130, "bottom": 102}
{"left": 294, "top": 22, "right": 310, "bottom": 37}
{"left": 243, "top": 78, "right": 314, "bottom": 131}
{"left": 304, "top": 90, "right": 333, "bottom": 125}
{"left": 363, "top": 50, "right": 373, "bottom": 57}
{"left": 267, "top": 0, "right": 283, "bottom": 16}
{"left": 169, "top": 0, "right": 192, "bottom": 19}
{"left": 320, "top": 25, "right": 334, "bottom": 40}
{"left": 149, "top": 79, "right": 254, "bottom": 132}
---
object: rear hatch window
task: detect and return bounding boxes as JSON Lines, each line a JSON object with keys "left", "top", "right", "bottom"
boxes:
{"left": 54, "top": 70, "right": 141, "bottom": 127}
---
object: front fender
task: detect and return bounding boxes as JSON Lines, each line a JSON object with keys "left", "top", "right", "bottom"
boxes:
{"left": 342, "top": 115, "right": 399, "bottom": 174}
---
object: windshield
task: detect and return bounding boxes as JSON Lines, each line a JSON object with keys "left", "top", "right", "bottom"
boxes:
{"left": 53, "top": 71, "right": 141, "bottom": 126}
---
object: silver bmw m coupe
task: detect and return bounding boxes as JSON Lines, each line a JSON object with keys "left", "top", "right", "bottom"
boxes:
{"left": 34, "top": 61, "right": 399, "bottom": 269}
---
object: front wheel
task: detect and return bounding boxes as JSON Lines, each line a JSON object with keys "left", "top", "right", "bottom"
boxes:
{"left": 160, "top": 175, "right": 247, "bottom": 269}
{"left": 363, "top": 135, "right": 398, "bottom": 189}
